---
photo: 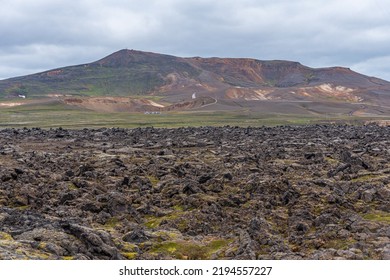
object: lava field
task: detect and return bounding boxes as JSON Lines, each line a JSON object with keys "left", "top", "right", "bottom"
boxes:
{"left": 0, "top": 125, "right": 389, "bottom": 259}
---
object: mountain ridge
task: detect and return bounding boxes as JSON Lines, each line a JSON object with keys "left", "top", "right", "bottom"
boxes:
{"left": 1, "top": 49, "right": 390, "bottom": 116}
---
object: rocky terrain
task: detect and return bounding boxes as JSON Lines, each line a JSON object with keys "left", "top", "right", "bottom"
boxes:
{"left": 0, "top": 125, "right": 389, "bottom": 260}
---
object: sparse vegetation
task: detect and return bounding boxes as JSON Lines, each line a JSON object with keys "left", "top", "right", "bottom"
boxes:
{"left": 151, "top": 239, "right": 231, "bottom": 260}
{"left": 363, "top": 211, "right": 390, "bottom": 224}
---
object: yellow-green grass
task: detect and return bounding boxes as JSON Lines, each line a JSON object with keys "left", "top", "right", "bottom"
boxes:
{"left": 363, "top": 211, "right": 390, "bottom": 224}
{"left": 1, "top": 101, "right": 387, "bottom": 129}
{"left": 150, "top": 239, "right": 232, "bottom": 260}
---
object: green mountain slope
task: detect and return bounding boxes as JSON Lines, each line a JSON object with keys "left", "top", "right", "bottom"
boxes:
{"left": 0, "top": 50, "right": 201, "bottom": 98}
{"left": 1, "top": 49, "right": 389, "bottom": 106}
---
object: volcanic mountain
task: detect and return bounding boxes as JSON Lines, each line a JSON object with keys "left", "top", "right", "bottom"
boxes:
{"left": 1, "top": 49, "right": 390, "bottom": 115}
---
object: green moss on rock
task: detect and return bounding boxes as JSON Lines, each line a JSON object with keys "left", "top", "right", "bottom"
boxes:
{"left": 363, "top": 211, "right": 390, "bottom": 224}
{"left": 0, "top": 232, "right": 13, "bottom": 241}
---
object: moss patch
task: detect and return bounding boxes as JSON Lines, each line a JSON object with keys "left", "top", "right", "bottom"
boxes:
{"left": 0, "top": 232, "right": 13, "bottom": 241}
{"left": 351, "top": 174, "right": 384, "bottom": 182}
{"left": 363, "top": 211, "right": 390, "bottom": 224}
{"left": 144, "top": 218, "right": 161, "bottom": 229}
{"left": 150, "top": 239, "right": 231, "bottom": 260}
{"left": 147, "top": 175, "right": 159, "bottom": 187}
{"left": 172, "top": 205, "right": 184, "bottom": 211}
{"left": 104, "top": 217, "right": 120, "bottom": 228}
{"left": 144, "top": 210, "right": 184, "bottom": 229}
{"left": 325, "top": 156, "right": 338, "bottom": 164}
{"left": 325, "top": 238, "right": 356, "bottom": 250}
{"left": 208, "top": 239, "right": 230, "bottom": 252}
{"left": 151, "top": 241, "right": 207, "bottom": 259}
{"left": 122, "top": 252, "right": 138, "bottom": 260}
{"left": 154, "top": 230, "right": 181, "bottom": 241}
{"left": 68, "top": 183, "right": 79, "bottom": 190}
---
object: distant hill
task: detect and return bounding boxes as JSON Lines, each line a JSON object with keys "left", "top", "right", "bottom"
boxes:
{"left": 1, "top": 49, "right": 390, "bottom": 114}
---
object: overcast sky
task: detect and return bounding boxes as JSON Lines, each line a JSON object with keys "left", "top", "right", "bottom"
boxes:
{"left": 1, "top": 0, "right": 389, "bottom": 80}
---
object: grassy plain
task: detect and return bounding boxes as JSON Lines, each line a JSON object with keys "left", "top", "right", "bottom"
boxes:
{"left": 0, "top": 101, "right": 384, "bottom": 129}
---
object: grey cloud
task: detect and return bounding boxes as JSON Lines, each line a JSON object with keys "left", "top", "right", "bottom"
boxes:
{"left": 0, "top": 0, "right": 390, "bottom": 80}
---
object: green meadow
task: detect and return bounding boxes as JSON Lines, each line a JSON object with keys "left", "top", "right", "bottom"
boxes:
{"left": 0, "top": 102, "right": 382, "bottom": 129}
